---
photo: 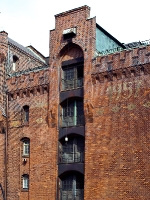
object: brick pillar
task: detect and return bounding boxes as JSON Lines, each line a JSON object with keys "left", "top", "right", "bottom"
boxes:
{"left": 0, "top": 31, "right": 8, "bottom": 200}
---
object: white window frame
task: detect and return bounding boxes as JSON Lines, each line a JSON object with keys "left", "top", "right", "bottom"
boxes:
{"left": 12, "top": 62, "right": 16, "bottom": 71}
{"left": 23, "top": 175, "right": 29, "bottom": 189}
{"left": 23, "top": 141, "right": 29, "bottom": 156}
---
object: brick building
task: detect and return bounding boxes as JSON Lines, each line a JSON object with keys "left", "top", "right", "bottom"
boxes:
{"left": 0, "top": 5, "right": 150, "bottom": 200}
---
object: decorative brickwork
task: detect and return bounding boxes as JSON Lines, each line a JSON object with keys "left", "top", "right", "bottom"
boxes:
{"left": 84, "top": 46, "right": 150, "bottom": 200}
{"left": 0, "top": 5, "right": 149, "bottom": 200}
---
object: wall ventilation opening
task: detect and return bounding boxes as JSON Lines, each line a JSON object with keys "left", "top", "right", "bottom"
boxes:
{"left": 63, "top": 28, "right": 76, "bottom": 40}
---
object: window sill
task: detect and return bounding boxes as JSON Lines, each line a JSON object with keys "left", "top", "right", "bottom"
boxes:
{"left": 22, "top": 122, "right": 29, "bottom": 127}
{"left": 22, "top": 155, "right": 29, "bottom": 158}
{"left": 21, "top": 189, "right": 29, "bottom": 192}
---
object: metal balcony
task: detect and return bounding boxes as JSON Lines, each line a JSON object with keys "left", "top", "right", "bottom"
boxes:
{"left": 60, "top": 189, "right": 84, "bottom": 200}
{"left": 60, "top": 115, "right": 84, "bottom": 127}
{"left": 59, "top": 151, "right": 84, "bottom": 164}
{"left": 61, "top": 78, "right": 83, "bottom": 91}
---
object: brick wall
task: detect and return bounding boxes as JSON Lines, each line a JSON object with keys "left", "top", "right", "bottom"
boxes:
{"left": 0, "top": 41, "right": 7, "bottom": 200}
{"left": 0, "top": 117, "right": 5, "bottom": 200}
{"left": 5, "top": 65, "right": 56, "bottom": 200}
{"left": 84, "top": 46, "right": 150, "bottom": 199}
{"left": 0, "top": 31, "right": 8, "bottom": 57}
{"left": 3, "top": 31, "right": 56, "bottom": 199}
{"left": 1, "top": 5, "right": 150, "bottom": 200}
{"left": 7, "top": 92, "right": 53, "bottom": 200}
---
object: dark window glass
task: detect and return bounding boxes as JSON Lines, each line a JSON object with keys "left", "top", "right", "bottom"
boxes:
{"left": 64, "top": 67, "right": 74, "bottom": 80}
{"left": 23, "top": 105, "right": 29, "bottom": 123}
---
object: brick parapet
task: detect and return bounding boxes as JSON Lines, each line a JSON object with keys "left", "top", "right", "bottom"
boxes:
{"left": 0, "top": 31, "right": 8, "bottom": 57}
{"left": 49, "top": 8, "right": 96, "bottom": 66}
{"left": 91, "top": 62, "right": 150, "bottom": 84}
{"left": 7, "top": 69, "right": 49, "bottom": 93}
{"left": 55, "top": 5, "right": 90, "bottom": 18}
{"left": 92, "top": 45, "right": 150, "bottom": 73}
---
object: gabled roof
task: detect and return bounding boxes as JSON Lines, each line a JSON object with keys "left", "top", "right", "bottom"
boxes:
{"left": 8, "top": 38, "right": 46, "bottom": 64}
{"left": 96, "top": 23, "right": 126, "bottom": 49}
{"left": 27, "top": 45, "right": 46, "bottom": 61}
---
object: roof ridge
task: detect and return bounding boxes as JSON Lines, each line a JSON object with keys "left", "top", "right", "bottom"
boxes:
{"left": 8, "top": 37, "right": 46, "bottom": 64}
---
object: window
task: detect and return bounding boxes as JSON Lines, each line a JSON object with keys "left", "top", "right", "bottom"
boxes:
{"left": 61, "top": 98, "right": 84, "bottom": 127}
{"left": 59, "top": 137, "right": 84, "bottom": 163}
{"left": 60, "top": 173, "right": 84, "bottom": 200}
{"left": 21, "top": 138, "right": 30, "bottom": 157}
{"left": 62, "top": 64, "right": 83, "bottom": 91}
{"left": 22, "top": 174, "right": 29, "bottom": 190}
{"left": 23, "top": 141, "right": 30, "bottom": 156}
{"left": 13, "top": 55, "right": 19, "bottom": 71}
{"left": 22, "top": 105, "right": 29, "bottom": 124}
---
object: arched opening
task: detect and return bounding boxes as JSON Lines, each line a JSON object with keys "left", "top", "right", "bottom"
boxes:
{"left": 62, "top": 62, "right": 83, "bottom": 91}
{"left": 59, "top": 135, "right": 84, "bottom": 164}
{"left": 59, "top": 171, "right": 84, "bottom": 200}
{"left": 60, "top": 43, "right": 84, "bottom": 92}
{"left": 21, "top": 137, "right": 30, "bottom": 157}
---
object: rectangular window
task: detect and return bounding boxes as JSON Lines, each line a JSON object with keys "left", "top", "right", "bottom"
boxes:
{"left": 22, "top": 106, "right": 29, "bottom": 124}
{"left": 23, "top": 141, "right": 29, "bottom": 156}
{"left": 62, "top": 64, "right": 83, "bottom": 91}
{"left": 23, "top": 175, "right": 29, "bottom": 189}
{"left": 62, "top": 99, "right": 84, "bottom": 127}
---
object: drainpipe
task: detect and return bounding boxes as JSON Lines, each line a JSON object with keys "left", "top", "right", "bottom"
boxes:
{"left": 0, "top": 183, "right": 5, "bottom": 200}
{"left": 4, "top": 93, "right": 8, "bottom": 200}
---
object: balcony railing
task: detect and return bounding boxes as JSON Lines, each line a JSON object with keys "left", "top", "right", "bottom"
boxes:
{"left": 60, "top": 115, "right": 84, "bottom": 127}
{"left": 59, "top": 151, "right": 84, "bottom": 164}
{"left": 60, "top": 189, "right": 84, "bottom": 200}
{"left": 61, "top": 78, "right": 83, "bottom": 91}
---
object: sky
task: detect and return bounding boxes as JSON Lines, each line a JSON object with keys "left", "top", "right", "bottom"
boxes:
{"left": 0, "top": 0, "right": 150, "bottom": 57}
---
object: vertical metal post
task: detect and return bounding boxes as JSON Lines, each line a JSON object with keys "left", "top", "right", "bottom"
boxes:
{"left": 74, "top": 101, "right": 77, "bottom": 126}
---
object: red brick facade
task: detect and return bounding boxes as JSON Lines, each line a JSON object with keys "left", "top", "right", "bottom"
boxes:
{"left": 0, "top": 5, "right": 150, "bottom": 200}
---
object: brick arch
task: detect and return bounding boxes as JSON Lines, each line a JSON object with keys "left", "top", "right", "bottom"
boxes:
{"left": 59, "top": 43, "right": 84, "bottom": 62}
{"left": 58, "top": 169, "right": 84, "bottom": 177}
{"left": 20, "top": 137, "right": 30, "bottom": 142}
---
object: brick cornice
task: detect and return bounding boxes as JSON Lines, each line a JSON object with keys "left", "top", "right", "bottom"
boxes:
{"left": 91, "top": 63, "right": 150, "bottom": 84}
{"left": 8, "top": 84, "right": 49, "bottom": 101}
{"left": 55, "top": 5, "right": 90, "bottom": 18}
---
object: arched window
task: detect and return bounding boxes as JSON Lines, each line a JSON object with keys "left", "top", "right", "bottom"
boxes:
{"left": 13, "top": 55, "right": 19, "bottom": 71}
{"left": 21, "top": 138, "right": 30, "bottom": 157}
{"left": 22, "top": 174, "right": 29, "bottom": 190}
{"left": 23, "top": 140, "right": 30, "bottom": 156}
{"left": 59, "top": 172, "right": 84, "bottom": 200}
{"left": 22, "top": 105, "right": 29, "bottom": 124}
{"left": 59, "top": 136, "right": 84, "bottom": 164}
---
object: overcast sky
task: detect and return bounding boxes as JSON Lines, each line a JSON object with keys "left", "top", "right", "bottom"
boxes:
{"left": 1, "top": 0, "right": 150, "bottom": 56}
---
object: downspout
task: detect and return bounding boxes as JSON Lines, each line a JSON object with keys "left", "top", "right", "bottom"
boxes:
{"left": 4, "top": 40, "right": 10, "bottom": 200}
{"left": 4, "top": 92, "right": 8, "bottom": 200}
{"left": 0, "top": 183, "right": 5, "bottom": 200}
